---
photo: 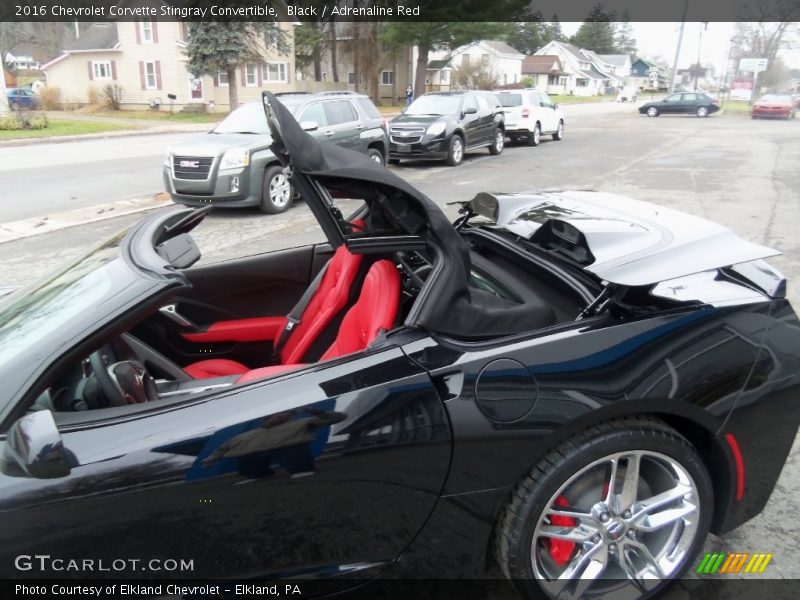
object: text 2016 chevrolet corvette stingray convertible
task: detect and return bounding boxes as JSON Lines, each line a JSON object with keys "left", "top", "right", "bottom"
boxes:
{"left": 0, "top": 92, "right": 798, "bottom": 600}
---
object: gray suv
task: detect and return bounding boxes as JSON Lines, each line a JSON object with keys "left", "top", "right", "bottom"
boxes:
{"left": 163, "top": 92, "right": 388, "bottom": 214}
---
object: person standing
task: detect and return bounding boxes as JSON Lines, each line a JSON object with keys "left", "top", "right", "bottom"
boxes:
{"left": 405, "top": 84, "right": 413, "bottom": 106}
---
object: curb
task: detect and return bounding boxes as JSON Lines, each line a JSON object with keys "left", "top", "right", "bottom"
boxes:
{"left": 0, "top": 124, "right": 211, "bottom": 148}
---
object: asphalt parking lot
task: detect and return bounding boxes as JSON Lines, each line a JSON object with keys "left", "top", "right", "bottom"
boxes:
{"left": 0, "top": 102, "right": 798, "bottom": 598}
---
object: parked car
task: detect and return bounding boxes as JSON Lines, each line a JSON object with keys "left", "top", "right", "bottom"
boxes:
{"left": 1, "top": 92, "right": 798, "bottom": 600}
{"left": 639, "top": 92, "right": 720, "bottom": 117}
{"left": 163, "top": 91, "right": 387, "bottom": 214}
{"left": 751, "top": 94, "right": 796, "bottom": 119}
{"left": 388, "top": 91, "right": 505, "bottom": 166}
{"left": 494, "top": 88, "right": 565, "bottom": 146}
{"left": 616, "top": 86, "right": 639, "bottom": 102}
{"left": 5, "top": 87, "right": 39, "bottom": 110}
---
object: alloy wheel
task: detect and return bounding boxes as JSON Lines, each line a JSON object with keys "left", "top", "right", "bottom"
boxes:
{"left": 531, "top": 450, "right": 701, "bottom": 599}
{"left": 452, "top": 138, "right": 463, "bottom": 163}
{"left": 269, "top": 173, "right": 292, "bottom": 208}
{"left": 534, "top": 126, "right": 541, "bottom": 145}
{"left": 496, "top": 130, "right": 504, "bottom": 152}
{"left": 697, "top": 107, "right": 708, "bottom": 117}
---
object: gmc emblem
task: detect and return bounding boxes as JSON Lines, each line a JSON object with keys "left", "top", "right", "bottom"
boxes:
{"left": 179, "top": 160, "right": 200, "bottom": 168}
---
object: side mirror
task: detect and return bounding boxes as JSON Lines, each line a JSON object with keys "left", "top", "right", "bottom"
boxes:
{"left": 553, "top": 103, "right": 559, "bottom": 109}
{"left": 1, "top": 410, "right": 73, "bottom": 479}
{"left": 461, "top": 107, "right": 478, "bottom": 118}
{"left": 300, "top": 120, "right": 319, "bottom": 132}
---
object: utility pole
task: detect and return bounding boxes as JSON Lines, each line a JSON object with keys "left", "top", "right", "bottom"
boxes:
{"left": 669, "top": 0, "right": 690, "bottom": 94}
{"left": 694, "top": 22, "right": 708, "bottom": 91}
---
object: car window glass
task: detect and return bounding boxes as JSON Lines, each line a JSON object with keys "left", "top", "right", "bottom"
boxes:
{"left": 324, "top": 100, "right": 357, "bottom": 126}
{"left": 682, "top": 93, "right": 697, "bottom": 102}
{"left": 497, "top": 93, "right": 522, "bottom": 107}
{"left": 476, "top": 95, "right": 490, "bottom": 111}
{"left": 299, "top": 103, "right": 328, "bottom": 127}
{"left": 462, "top": 95, "right": 478, "bottom": 113}
{"left": 356, "top": 97, "right": 381, "bottom": 119}
{"left": 539, "top": 92, "right": 553, "bottom": 106}
{"left": 664, "top": 94, "right": 681, "bottom": 103}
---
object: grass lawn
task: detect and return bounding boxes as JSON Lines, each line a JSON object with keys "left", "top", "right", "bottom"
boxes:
{"left": 379, "top": 105, "right": 405, "bottom": 114}
{"left": 551, "top": 95, "right": 616, "bottom": 104}
{"left": 0, "top": 119, "right": 136, "bottom": 140}
{"left": 85, "top": 110, "right": 227, "bottom": 123}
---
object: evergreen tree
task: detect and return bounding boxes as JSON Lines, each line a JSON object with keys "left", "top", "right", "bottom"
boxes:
{"left": 505, "top": 13, "right": 546, "bottom": 55}
{"left": 186, "top": 22, "right": 286, "bottom": 110}
{"left": 615, "top": 10, "right": 638, "bottom": 56}
{"left": 569, "top": 4, "right": 618, "bottom": 54}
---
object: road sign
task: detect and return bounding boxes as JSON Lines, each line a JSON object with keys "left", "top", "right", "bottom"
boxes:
{"left": 739, "top": 58, "right": 768, "bottom": 73}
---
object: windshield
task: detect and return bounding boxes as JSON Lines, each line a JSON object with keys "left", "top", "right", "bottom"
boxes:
{"left": 759, "top": 94, "right": 790, "bottom": 102}
{"left": 0, "top": 234, "right": 122, "bottom": 366}
{"left": 405, "top": 94, "right": 463, "bottom": 116}
{"left": 212, "top": 102, "right": 269, "bottom": 134}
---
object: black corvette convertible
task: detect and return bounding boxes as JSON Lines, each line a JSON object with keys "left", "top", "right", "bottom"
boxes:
{"left": 0, "top": 92, "right": 798, "bottom": 600}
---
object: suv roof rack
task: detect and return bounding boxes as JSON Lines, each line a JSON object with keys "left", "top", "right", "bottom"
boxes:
{"left": 274, "top": 92, "right": 311, "bottom": 96}
{"left": 318, "top": 91, "right": 360, "bottom": 96}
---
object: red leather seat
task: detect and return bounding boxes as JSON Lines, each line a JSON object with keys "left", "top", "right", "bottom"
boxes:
{"left": 184, "top": 244, "right": 364, "bottom": 379}
{"left": 237, "top": 260, "right": 401, "bottom": 384}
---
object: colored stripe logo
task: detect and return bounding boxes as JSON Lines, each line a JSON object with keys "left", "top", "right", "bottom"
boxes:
{"left": 696, "top": 552, "right": 772, "bottom": 574}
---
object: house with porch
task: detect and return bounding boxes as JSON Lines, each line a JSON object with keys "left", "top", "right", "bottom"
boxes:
{"left": 534, "top": 41, "right": 616, "bottom": 96}
{"left": 42, "top": 20, "right": 297, "bottom": 111}
{"left": 630, "top": 57, "right": 668, "bottom": 91}
{"left": 427, "top": 40, "right": 525, "bottom": 89}
{"left": 521, "top": 55, "right": 566, "bottom": 93}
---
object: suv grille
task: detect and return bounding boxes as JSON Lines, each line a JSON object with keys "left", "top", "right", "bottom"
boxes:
{"left": 390, "top": 125, "right": 425, "bottom": 144}
{"left": 172, "top": 155, "right": 213, "bottom": 180}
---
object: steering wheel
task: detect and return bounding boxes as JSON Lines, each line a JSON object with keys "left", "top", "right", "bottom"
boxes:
{"left": 88, "top": 344, "right": 154, "bottom": 407}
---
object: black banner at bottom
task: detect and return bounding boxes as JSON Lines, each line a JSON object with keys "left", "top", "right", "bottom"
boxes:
{"left": 4, "top": 578, "right": 800, "bottom": 600}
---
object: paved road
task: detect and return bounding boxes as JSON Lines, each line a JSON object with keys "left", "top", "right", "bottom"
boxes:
{"left": 0, "top": 101, "right": 798, "bottom": 599}
{"left": 0, "top": 131, "right": 202, "bottom": 221}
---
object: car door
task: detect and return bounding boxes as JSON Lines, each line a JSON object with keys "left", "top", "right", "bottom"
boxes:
{"left": 321, "top": 99, "right": 361, "bottom": 152}
{"left": 680, "top": 93, "right": 699, "bottom": 114}
{"left": 660, "top": 93, "right": 683, "bottom": 113}
{"left": 0, "top": 346, "right": 452, "bottom": 582}
{"left": 537, "top": 91, "right": 558, "bottom": 132}
{"left": 460, "top": 94, "right": 482, "bottom": 148}
{"left": 474, "top": 94, "right": 494, "bottom": 142}
{"left": 296, "top": 101, "right": 329, "bottom": 139}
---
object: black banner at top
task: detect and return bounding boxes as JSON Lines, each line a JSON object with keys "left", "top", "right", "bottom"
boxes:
{"left": 1, "top": 0, "right": 798, "bottom": 22}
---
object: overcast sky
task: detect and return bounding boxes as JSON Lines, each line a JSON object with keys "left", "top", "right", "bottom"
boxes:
{"left": 561, "top": 22, "right": 800, "bottom": 71}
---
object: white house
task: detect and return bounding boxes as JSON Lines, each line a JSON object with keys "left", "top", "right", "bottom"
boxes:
{"left": 429, "top": 40, "right": 525, "bottom": 89}
{"left": 521, "top": 55, "right": 566, "bottom": 93}
{"left": 42, "top": 20, "right": 297, "bottom": 110}
{"left": 535, "top": 41, "right": 617, "bottom": 96}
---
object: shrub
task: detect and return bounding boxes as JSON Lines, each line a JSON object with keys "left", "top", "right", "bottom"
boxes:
{"left": 520, "top": 76, "right": 535, "bottom": 88}
{"left": 0, "top": 114, "right": 23, "bottom": 130}
{"left": 28, "top": 114, "right": 49, "bottom": 129}
{"left": 101, "top": 83, "right": 124, "bottom": 110}
{"left": 86, "top": 85, "right": 101, "bottom": 106}
{"left": 38, "top": 85, "right": 62, "bottom": 110}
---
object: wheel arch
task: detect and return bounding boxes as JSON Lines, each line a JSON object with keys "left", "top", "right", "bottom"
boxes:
{"left": 367, "top": 139, "right": 386, "bottom": 158}
{"left": 481, "top": 399, "right": 736, "bottom": 571}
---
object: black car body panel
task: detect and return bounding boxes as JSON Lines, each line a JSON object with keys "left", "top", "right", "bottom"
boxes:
{"left": 639, "top": 92, "right": 720, "bottom": 116}
{"left": 1, "top": 93, "right": 798, "bottom": 592}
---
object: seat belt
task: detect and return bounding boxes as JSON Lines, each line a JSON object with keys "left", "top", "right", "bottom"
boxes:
{"left": 272, "top": 261, "right": 331, "bottom": 363}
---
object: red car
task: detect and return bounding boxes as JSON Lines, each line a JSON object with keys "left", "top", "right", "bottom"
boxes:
{"left": 751, "top": 94, "right": 796, "bottom": 119}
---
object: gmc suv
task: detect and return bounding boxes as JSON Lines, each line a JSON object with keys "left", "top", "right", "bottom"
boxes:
{"left": 163, "top": 92, "right": 388, "bottom": 214}
{"left": 388, "top": 91, "right": 505, "bottom": 166}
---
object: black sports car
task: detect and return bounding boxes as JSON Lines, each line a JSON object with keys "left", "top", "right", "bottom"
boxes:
{"left": 0, "top": 92, "right": 798, "bottom": 600}
{"left": 639, "top": 92, "right": 720, "bottom": 118}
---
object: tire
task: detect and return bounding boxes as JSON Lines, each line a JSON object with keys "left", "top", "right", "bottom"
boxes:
{"left": 696, "top": 106, "right": 709, "bottom": 118}
{"left": 646, "top": 106, "right": 659, "bottom": 117}
{"left": 366, "top": 147, "right": 384, "bottom": 165}
{"left": 489, "top": 128, "right": 504, "bottom": 155}
{"left": 445, "top": 134, "right": 464, "bottom": 166}
{"left": 552, "top": 120, "right": 564, "bottom": 141}
{"left": 527, "top": 123, "right": 541, "bottom": 147}
{"left": 495, "top": 416, "right": 713, "bottom": 600}
{"left": 259, "top": 165, "right": 293, "bottom": 214}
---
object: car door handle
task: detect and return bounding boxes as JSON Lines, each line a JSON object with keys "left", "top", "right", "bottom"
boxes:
{"left": 159, "top": 304, "right": 198, "bottom": 330}
{"left": 325, "top": 130, "right": 335, "bottom": 137}
{"left": 355, "top": 123, "right": 364, "bottom": 130}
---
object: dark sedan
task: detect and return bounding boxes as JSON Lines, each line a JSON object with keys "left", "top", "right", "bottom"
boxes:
{"left": 0, "top": 92, "right": 798, "bottom": 600}
{"left": 639, "top": 92, "right": 720, "bottom": 117}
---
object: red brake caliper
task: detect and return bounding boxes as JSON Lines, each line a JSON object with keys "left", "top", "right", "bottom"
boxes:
{"left": 547, "top": 495, "right": 576, "bottom": 565}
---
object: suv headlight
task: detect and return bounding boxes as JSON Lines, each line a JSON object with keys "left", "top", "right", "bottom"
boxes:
{"left": 426, "top": 122, "right": 447, "bottom": 136}
{"left": 220, "top": 148, "right": 250, "bottom": 170}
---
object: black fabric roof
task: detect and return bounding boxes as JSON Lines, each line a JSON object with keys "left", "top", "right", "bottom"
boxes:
{"left": 263, "top": 92, "right": 555, "bottom": 338}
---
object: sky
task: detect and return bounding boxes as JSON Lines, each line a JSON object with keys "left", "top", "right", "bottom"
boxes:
{"left": 561, "top": 22, "right": 800, "bottom": 72}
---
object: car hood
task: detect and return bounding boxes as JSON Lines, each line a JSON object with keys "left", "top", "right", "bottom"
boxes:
{"left": 754, "top": 102, "right": 791, "bottom": 108}
{"left": 470, "top": 191, "right": 780, "bottom": 287}
{"left": 169, "top": 132, "right": 270, "bottom": 157}
{"left": 390, "top": 114, "right": 449, "bottom": 127}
